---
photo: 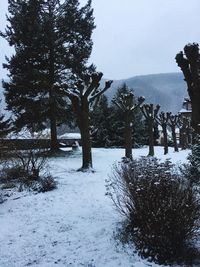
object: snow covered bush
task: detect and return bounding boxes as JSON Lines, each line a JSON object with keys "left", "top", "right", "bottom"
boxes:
{"left": 0, "top": 149, "right": 56, "bottom": 193}
{"left": 106, "top": 157, "right": 200, "bottom": 264}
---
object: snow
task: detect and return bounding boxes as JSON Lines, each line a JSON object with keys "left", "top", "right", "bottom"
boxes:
{"left": 59, "top": 133, "right": 81, "bottom": 139}
{"left": 0, "top": 147, "right": 190, "bottom": 267}
{"left": 179, "top": 108, "right": 192, "bottom": 113}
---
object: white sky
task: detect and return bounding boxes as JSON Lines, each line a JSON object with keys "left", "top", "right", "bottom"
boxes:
{"left": 1, "top": 0, "right": 200, "bottom": 80}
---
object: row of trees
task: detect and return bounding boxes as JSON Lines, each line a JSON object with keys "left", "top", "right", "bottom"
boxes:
{"left": 0, "top": 1, "right": 198, "bottom": 170}
{"left": 91, "top": 83, "right": 192, "bottom": 160}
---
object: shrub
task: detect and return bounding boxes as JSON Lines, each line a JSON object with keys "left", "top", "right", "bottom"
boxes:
{"left": 106, "top": 157, "right": 200, "bottom": 264}
{"left": 0, "top": 149, "right": 56, "bottom": 193}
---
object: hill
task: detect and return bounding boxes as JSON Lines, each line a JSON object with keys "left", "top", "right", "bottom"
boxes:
{"left": 105, "top": 72, "right": 188, "bottom": 113}
{"left": 1, "top": 73, "right": 188, "bottom": 116}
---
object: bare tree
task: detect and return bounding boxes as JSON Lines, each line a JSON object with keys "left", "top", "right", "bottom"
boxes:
{"left": 62, "top": 72, "right": 112, "bottom": 170}
{"left": 113, "top": 92, "right": 145, "bottom": 160}
{"left": 141, "top": 104, "right": 160, "bottom": 156}
{"left": 156, "top": 112, "right": 169, "bottom": 155}
{"left": 175, "top": 43, "right": 200, "bottom": 134}
{"left": 167, "top": 113, "right": 179, "bottom": 152}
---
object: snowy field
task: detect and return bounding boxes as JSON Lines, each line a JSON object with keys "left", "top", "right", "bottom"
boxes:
{"left": 0, "top": 147, "right": 190, "bottom": 267}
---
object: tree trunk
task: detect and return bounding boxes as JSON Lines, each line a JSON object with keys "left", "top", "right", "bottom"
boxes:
{"left": 78, "top": 100, "right": 92, "bottom": 170}
{"left": 179, "top": 128, "right": 183, "bottom": 148}
{"left": 172, "top": 126, "right": 178, "bottom": 152}
{"left": 180, "top": 128, "right": 187, "bottom": 150}
{"left": 187, "top": 126, "right": 192, "bottom": 145}
{"left": 48, "top": 26, "right": 59, "bottom": 151}
{"left": 49, "top": 87, "right": 59, "bottom": 151}
{"left": 163, "top": 125, "right": 168, "bottom": 155}
{"left": 148, "top": 120, "right": 154, "bottom": 156}
{"left": 191, "top": 90, "right": 200, "bottom": 134}
{"left": 124, "top": 112, "right": 133, "bottom": 160}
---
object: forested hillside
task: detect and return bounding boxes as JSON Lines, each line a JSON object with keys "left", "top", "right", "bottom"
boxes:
{"left": 105, "top": 72, "right": 187, "bottom": 113}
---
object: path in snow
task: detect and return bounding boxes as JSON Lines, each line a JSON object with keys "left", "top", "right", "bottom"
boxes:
{"left": 0, "top": 147, "right": 189, "bottom": 267}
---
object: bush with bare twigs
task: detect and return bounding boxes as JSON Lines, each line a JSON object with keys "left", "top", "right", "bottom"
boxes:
{"left": 106, "top": 157, "right": 200, "bottom": 265}
{"left": 0, "top": 149, "right": 56, "bottom": 193}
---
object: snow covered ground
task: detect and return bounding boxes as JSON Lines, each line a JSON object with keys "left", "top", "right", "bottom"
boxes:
{"left": 0, "top": 147, "right": 190, "bottom": 267}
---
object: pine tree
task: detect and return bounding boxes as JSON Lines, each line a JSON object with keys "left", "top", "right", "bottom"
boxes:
{"left": 109, "top": 83, "right": 147, "bottom": 147}
{"left": 109, "top": 84, "right": 129, "bottom": 147}
{"left": 90, "top": 94, "right": 111, "bottom": 147}
{"left": 0, "top": 114, "right": 12, "bottom": 138}
{"left": 1, "top": 0, "right": 95, "bottom": 150}
{"left": 182, "top": 135, "right": 200, "bottom": 185}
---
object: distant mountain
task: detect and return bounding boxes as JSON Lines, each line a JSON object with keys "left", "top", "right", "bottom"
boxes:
{"left": 0, "top": 73, "right": 188, "bottom": 117}
{"left": 105, "top": 72, "right": 188, "bottom": 113}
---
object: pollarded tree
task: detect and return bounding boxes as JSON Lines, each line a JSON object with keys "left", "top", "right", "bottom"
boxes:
{"left": 167, "top": 113, "right": 179, "bottom": 152}
{"left": 141, "top": 104, "right": 160, "bottom": 156}
{"left": 175, "top": 43, "right": 200, "bottom": 134}
{"left": 1, "top": 0, "right": 95, "bottom": 150}
{"left": 62, "top": 72, "right": 112, "bottom": 170}
{"left": 156, "top": 112, "right": 169, "bottom": 155}
{"left": 112, "top": 92, "right": 145, "bottom": 160}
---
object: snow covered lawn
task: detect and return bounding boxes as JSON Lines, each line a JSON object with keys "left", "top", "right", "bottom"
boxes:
{"left": 0, "top": 147, "right": 190, "bottom": 267}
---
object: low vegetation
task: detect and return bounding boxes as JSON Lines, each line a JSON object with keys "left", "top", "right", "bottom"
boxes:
{"left": 0, "top": 149, "right": 56, "bottom": 193}
{"left": 106, "top": 157, "right": 200, "bottom": 265}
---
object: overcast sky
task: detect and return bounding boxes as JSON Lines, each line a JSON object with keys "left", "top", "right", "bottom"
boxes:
{"left": 1, "top": 0, "right": 200, "bottom": 80}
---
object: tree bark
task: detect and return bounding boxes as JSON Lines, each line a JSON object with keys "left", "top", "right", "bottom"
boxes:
{"left": 191, "top": 94, "right": 200, "bottom": 134}
{"left": 148, "top": 119, "right": 154, "bottom": 156}
{"left": 49, "top": 87, "right": 59, "bottom": 151}
{"left": 162, "top": 125, "right": 168, "bottom": 155}
{"left": 124, "top": 112, "right": 133, "bottom": 160}
{"left": 171, "top": 126, "right": 178, "bottom": 152}
{"left": 77, "top": 99, "right": 92, "bottom": 170}
{"left": 48, "top": 20, "right": 59, "bottom": 151}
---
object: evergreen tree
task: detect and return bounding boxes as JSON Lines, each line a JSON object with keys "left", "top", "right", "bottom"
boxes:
{"left": 90, "top": 94, "right": 111, "bottom": 147}
{"left": 182, "top": 135, "right": 200, "bottom": 185}
{"left": 109, "top": 83, "right": 147, "bottom": 147}
{"left": 109, "top": 84, "right": 128, "bottom": 147}
{"left": 1, "top": 0, "right": 95, "bottom": 150}
{"left": 0, "top": 114, "right": 12, "bottom": 138}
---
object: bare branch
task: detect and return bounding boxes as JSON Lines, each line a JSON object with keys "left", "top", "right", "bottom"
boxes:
{"left": 89, "top": 80, "right": 113, "bottom": 102}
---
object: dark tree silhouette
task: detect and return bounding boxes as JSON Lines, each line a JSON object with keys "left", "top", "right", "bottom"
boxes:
{"left": 0, "top": 115, "right": 12, "bottom": 138}
{"left": 141, "top": 104, "right": 160, "bottom": 156}
{"left": 1, "top": 0, "right": 95, "bottom": 151}
{"left": 62, "top": 72, "right": 112, "bottom": 170}
{"left": 178, "top": 116, "right": 191, "bottom": 149}
{"left": 113, "top": 92, "right": 145, "bottom": 160}
{"left": 175, "top": 43, "right": 200, "bottom": 134}
{"left": 90, "top": 94, "right": 111, "bottom": 147}
{"left": 156, "top": 112, "right": 169, "bottom": 155}
{"left": 167, "top": 113, "right": 179, "bottom": 152}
